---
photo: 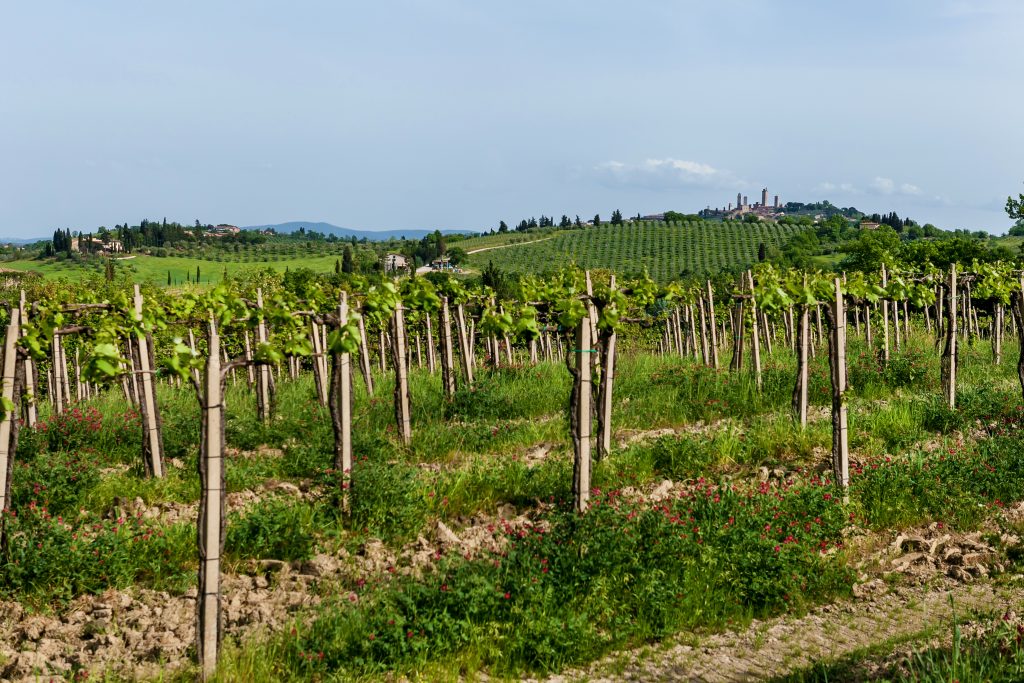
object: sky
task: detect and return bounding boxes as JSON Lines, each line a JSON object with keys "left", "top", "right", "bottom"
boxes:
{"left": 2, "top": 0, "right": 1022, "bottom": 237}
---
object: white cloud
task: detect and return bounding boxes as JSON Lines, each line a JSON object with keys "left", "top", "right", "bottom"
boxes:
{"left": 595, "top": 157, "right": 745, "bottom": 190}
{"left": 871, "top": 176, "right": 896, "bottom": 194}
{"left": 817, "top": 181, "right": 861, "bottom": 194}
{"left": 871, "top": 177, "right": 927, "bottom": 197}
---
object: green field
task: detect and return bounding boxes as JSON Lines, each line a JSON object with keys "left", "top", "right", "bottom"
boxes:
{"left": 465, "top": 221, "right": 803, "bottom": 281}
{"left": 0, "top": 253, "right": 349, "bottom": 286}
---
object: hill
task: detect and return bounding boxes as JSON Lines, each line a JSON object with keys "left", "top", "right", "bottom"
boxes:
{"left": 465, "top": 220, "right": 804, "bottom": 281}
{"left": 243, "top": 221, "right": 476, "bottom": 241}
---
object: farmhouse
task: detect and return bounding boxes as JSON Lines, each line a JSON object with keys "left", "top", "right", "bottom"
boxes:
{"left": 383, "top": 253, "right": 408, "bottom": 272}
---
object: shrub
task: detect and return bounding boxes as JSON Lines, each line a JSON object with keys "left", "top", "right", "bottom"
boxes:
{"left": 1, "top": 505, "right": 192, "bottom": 602}
{"left": 225, "top": 498, "right": 319, "bottom": 562}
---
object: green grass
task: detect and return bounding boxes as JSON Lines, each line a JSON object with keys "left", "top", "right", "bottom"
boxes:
{"left": 0, "top": 252, "right": 354, "bottom": 286}
{"left": 8, "top": 321, "right": 1024, "bottom": 680}
{"left": 466, "top": 221, "right": 804, "bottom": 282}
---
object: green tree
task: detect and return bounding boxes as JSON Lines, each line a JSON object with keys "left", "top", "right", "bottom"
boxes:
{"left": 840, "top": 225, "right": 901, "bottom": 272}
{"left": 593, "top": 214, "right": 601, "bottom": 226}
{"left": 498, "top": 220, "right": 508, "bottom": 233}
{"left": 610, "top": 209, "right": 623, "bottom": 225}
{"left": 446, "top": 246, "right": 468, "bottom": 265}
{"left": 342, "top": 245, "right": 355, "bottom": 273}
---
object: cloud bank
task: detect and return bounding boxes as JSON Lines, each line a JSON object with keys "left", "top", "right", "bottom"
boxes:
{"left": 595, "top": 158, "right": 746, "bottom": 191}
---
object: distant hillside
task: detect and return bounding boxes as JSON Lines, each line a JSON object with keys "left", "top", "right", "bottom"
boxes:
{"left": 0, "top": 236, "right": 49, "bottom": 245}
{"left": 466, "top": 221, "right": 803, "bottom": 282}
{"left": 243, "top": 221, "right": 476, "bottom": 241}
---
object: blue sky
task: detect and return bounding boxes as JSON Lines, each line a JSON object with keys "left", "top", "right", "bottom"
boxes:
{"left": 2, "top": 0, "right": 1022, "bottom": 237}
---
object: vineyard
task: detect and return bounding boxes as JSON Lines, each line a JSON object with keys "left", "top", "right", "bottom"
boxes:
{"left": 465, "top": 221, "right": 804, "bottom": 281}
{"left": 1, "top": 262, "right": 1024, "bottom": 681}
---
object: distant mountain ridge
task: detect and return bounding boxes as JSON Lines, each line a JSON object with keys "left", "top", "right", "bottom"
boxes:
{"left": 242, "top": 221, "right": 476, "bottom": 241}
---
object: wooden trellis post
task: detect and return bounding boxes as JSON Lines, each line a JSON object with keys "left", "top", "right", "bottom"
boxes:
{"left": 828, "top": 278, "right": 849, "bottom": 498}
{"left": 329, "top": 292, "right": 353, "bottom": 513}
{"left": 570, "top": 316, "right": 592, "bottom": 513}
{"left": 597, "top": 275, "right": 617, "bottom": 458}
{"left": 994, "top": 303, "right": 1003, "bottom": 365}
{"left": 19, "top": 292, "right": 36, "bottom": 427}
{"left": 1012, "top": 278, "right": 1024, "bottom": 402}
{"left": 455, "top": 303, "right": 474, "bottom": 386}
{"left": 255, "top": 289, "right": 273, "bottom": 423}
{"left": 134, "top": 285, "right": 164, "bottom": 479}
{"left": 51, "top": 333, "right": 65, "bottom": 414}
{"left": 707, "top": 280, "right": 719, "bottom": 369}
{"left": 309, "top": 319, "right": 329, "bottom": 407}
{"left": 0, "top": 307, "right": 22, "bottom": 514}
{"left": 243, "top": 331, "right": 256, "bottom": 388}
{"left": 439, "top": 297, "right": 457, "bottom": 398}
{"left": 391, "top": 303, "right": 412, "bottom": 445}
{"left": 747, "top": 271, "right": 763, "bottom": 391}
{"left": 794, "top": 300, "right": 810, "bottom": 428}
{"left": 425, "top": 312, "right": 437, "bottom": 374}
{"left": 880, "top": 266, "right": 891, "bottom": 364}
{"left": 197, "top": 314, "right": 225, "bottom": 680}
{"left": 698, "top": 298, "right": 710, "bottom": 366}
{"left": 356, "top": 315, "right": 374, "bottom": 396}
{"left": 942, "top": 265, "right": 958, "bottom": 409}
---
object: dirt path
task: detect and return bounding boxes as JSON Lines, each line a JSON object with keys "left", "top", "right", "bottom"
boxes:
{"left": 537, "top": 580, "right": 1024, "bottom": 682}
{"left": 465, "top": 236, "right": 556, "bottom": 255}
{"left": 416, "top": 236, "right": 558, "bottom": 274}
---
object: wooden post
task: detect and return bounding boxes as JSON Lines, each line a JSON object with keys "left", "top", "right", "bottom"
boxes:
{"left": 243, "top": 331, "right": 256, "bottom": 388}
{"left": 329, "top": 293, "right": 353, "bottom": 513}
{"left": 942, "top": 265, "right": 957, "bottom": 410}
{"left": 729, "top": 301, "right": 745, "bottom": 372}
{"left": 73, "top": 348, "right": 83, "bottom": 402}
{"left": 1012, "top": 280, "right": 1024, "bottom": 402}
{"left": 994, "top": 303, "right": 1004, "bottom": 365}
{"left": 255, "top": 289, "right": 273, "bottom": 423}
{"left": 881, "top": 267, "right": 890, "bottom": 365}
{"left": 134, "top": 285, "right": 164, "bottom": 479}
{"left": 439, "top": 297, "right": 457, "bottom": 398}
{"left": 392, "top": 304, "right": 412, "bottom": 445}
{"left": 698, "top": 298, "right": 710, "bottom": 366}
{"left": 455, "top": 303, "right": 474, "bottom": 386}
{"left": 18, "top": 292, "right": 36, "bottom": 427}
{"left": 571, "top": 316, "right": 592, "bottom": 513}
{"left": 892, "top": 292, "right": 902, "bottom": 353}
{"left": 794, "top": 301, "right": 810, "bottom": 428}
{"left": 425, "top": 312, "right": 436, "bottom": 374}
{"left": 598, "top": 275, "right": 617, "bottom": 458}
{"left": 51, "top": 333, "right": 65, "bottom": 414}
{"left": 707, "top": 280, "right": 719, "bottom": 369}
{"left": 903, "top": 299, "right": 911, "bottom": 341}
{"left": 747, "top": 271, "right": 762, "bottom": 391}
{"left": 197, "top": 315, "right": 224, "bottom": 680}
{"left": 356, "top": 315, "right": 374, "bottom": 396}
{"left": 59, "top": 333, "right": 72, "bottom": 408}
{"left": 0, "top": 308, "right": 21, "bottom": 513}
{"left": 309, "top": 320, "right": 329, "bottom": 406}
{"left": 829, "top": 278, "right": 849, "bottom": 497}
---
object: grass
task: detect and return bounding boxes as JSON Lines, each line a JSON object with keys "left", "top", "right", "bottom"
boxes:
{"left": 6, "top": 322, "right": 1024, "bottom": 679}
{"left": 465, "top": 220, "right": 804, "bottom": 282}
{"left": 0, "top": 252, "right": 354, "bottom": 286}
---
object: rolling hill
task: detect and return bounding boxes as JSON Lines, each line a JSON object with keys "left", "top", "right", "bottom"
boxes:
{"left": 464, "top": 221, "right": 804, "bottom": 282}
{"left": 243, "top": 221, "right": 476, "bottom": 241}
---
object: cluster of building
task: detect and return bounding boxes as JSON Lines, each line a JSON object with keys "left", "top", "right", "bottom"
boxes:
{"left": 702, "top": 188, "right": 783, "bottom": 219}
{"left": 71, "top": 236, "right": 124, "bottom": 254}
